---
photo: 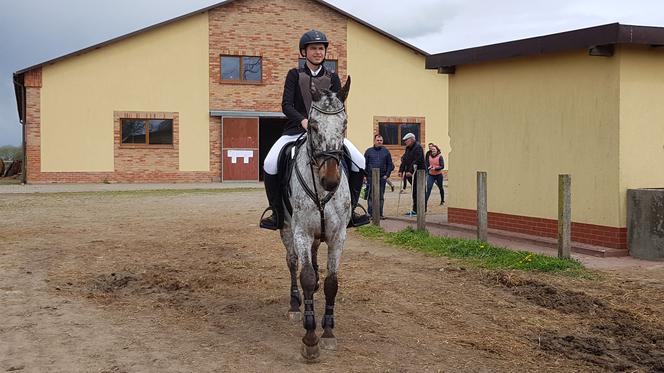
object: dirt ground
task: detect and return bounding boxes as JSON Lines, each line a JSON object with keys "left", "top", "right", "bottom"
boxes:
{"left": 1, "top": 189, "right": 663, "bottom": 373}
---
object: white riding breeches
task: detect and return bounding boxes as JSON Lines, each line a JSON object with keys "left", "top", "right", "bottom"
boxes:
{"left": 263, "top": 135, "right": 365, "bottom": 175}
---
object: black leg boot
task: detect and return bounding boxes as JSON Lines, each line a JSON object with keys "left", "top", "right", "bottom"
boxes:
{"left": 347, "top": 170, "right": 370, "bottom": 227}
{"left": 260, "top": 174, "right": 284, "bottom": 230}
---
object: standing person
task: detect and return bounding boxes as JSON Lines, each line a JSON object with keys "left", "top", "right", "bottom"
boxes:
{"left": 260, "top": 30, "right": 370, "bottom": 230}
{"left": 364, "top": 134, "right": 394, "bottom": 219}
{"left": 398, "top": 133, "right": 425, "bottom": 216}
{"left": 425, "top": 143, "right": 445, "bottom": 208}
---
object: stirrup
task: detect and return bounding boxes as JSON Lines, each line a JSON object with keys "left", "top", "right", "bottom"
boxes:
{"left": 259, "top": 207, "right": 281, "bottom": 230}
{"left": 348, "top": 204, "right": 370, "bottom": 228}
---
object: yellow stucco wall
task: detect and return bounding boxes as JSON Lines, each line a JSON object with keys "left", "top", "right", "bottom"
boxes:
{"left": 346, "top": 20, "right": 448, "bottom": 159}
{"left": 619, "top": 45, "right": 664, "bottom": 222}
{"left": 449, "top": 51, "right": 622, "bottom": 227}
{"left": 41, "top": 13, "right": 210, "bottom": 172}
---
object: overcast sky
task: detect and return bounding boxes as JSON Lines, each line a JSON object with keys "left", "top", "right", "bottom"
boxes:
{"left": 2, "top": 0, "right": 664, "bottom": 146}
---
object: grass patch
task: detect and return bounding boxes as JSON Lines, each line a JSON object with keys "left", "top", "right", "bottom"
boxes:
{"left": 358, "top": 225, "right": 587, "bottom": 275}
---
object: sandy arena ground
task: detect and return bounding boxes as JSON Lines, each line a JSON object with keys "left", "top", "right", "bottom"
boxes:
{"left": 1, "top": 189, "right": 663, "bottom": 372}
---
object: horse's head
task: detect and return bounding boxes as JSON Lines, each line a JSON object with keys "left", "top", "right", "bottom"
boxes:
{"left": 308, "top": 76, "right": 351, "bottom": 192}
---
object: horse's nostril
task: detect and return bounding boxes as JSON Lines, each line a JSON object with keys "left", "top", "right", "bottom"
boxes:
{"left": 321, "top": 178, "right": 339, "bottom": 191}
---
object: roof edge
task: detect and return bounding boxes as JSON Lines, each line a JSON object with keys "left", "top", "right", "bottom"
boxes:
{"left": 13, "top": 73, "right": 25, "bottom": 125}
{"left": 314, "top": 0, "right": 429, "bottom": 56}
{"left": 15, "top": 0, "right": 427, "bottom": 76}
{"left": 14, "top": 0, "right": 234, "bottom": 75}
{"left": 426, "top": 23, "right": 664, "bottom": 70}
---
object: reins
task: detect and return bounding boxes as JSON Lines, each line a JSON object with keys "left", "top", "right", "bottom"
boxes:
{"left": 293, "top": 103, "right": 347, "bottom": 242}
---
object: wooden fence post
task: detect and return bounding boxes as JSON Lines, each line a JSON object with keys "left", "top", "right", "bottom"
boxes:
{"left": 371, "top": 168, "right": 381, "bottom": 226}
{"left": 417, "top": 169, "right": 427, "bottom": 231}
{"left": 558, "top": 174, "right": 571, "bottom": 258}
{"left": 477, "top": 171, "right": 488, "bottom": 241}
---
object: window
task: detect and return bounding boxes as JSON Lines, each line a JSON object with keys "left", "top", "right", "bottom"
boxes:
{"left": 379, "top": 122, "right": 420, "bottom": 145}
{"left": 221, "top": 55, "right": 262, "bottom": 82}
{"left": 298, "top": 58, "right": 338, "bottom": 73}
{"left": 121, "top": 119, "right": 173, "bottom": 145}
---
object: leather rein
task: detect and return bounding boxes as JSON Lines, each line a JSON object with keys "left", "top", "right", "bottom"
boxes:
{"left": 294, "top": 103, "right": 347, "bottom": 242}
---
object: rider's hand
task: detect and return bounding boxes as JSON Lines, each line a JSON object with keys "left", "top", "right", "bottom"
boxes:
{"left": 301, "top": 118, "right": 308, "bottom": 130}
{"left": 405, "top": 172, "right": 412, "bottom": 178}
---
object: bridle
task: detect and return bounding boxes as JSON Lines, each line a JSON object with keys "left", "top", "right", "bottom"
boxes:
{"left": 294, "top": 102, "right": 347, "bottom": 242}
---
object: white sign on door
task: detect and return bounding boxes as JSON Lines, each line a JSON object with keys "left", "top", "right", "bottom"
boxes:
{"left": 227, "top": 150, "right": 254, "bottom": 164}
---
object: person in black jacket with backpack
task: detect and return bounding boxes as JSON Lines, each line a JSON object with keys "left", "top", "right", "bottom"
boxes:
{"left": 398, "top": 133, "right": 425, "bottom": 216}
{"left": 260, "top": 30, "right": 370, "bottom": 230}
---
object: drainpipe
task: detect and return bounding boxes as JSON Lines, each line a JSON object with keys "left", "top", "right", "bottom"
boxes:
{"left": 13, "top": 73, "right": 27, "bottom": 184}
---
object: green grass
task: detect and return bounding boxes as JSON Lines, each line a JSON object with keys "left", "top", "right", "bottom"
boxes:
{"left": 358, "top": 225, "right": 587, "bottom": 275}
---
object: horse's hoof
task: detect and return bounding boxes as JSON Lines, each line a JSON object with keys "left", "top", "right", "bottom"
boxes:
{"left": 286, "top": 311, "right": 302, "bottom": 322}
{"left": 301, "top": 342, "right": 320, "bottom": 362}
{"left": 319, "top": 336, "right": 337, "bottom": 350}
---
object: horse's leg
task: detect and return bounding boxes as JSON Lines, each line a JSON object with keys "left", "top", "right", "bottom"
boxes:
{"left": 297, "top": 235, "right": 320, "bottom": 361}
{"left": 311, "top": 239, "right": 321, "bottom": 292}
{"left": 320, "top": 238, "right": 344, "bottom": 350}
{"left": 287, "top": 250, "right": 302, "bottom": 321}
{"left": 281, "top": 227, "right": 301, "bottom": 321}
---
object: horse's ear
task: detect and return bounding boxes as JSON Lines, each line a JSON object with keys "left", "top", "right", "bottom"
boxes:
{"left": 337, "top": 76, "right": 351, "bottom": 103}
{"left": 310, "top": 79, "right": 322, "bottom": 102}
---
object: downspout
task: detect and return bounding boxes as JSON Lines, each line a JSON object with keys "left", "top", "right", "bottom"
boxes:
{"left": 13, "top": 73, "right": 27, "bottom": 184}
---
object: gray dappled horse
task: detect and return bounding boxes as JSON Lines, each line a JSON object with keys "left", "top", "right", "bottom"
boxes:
{"left": 280, "top": 77, "right": 352, "bottom": 361}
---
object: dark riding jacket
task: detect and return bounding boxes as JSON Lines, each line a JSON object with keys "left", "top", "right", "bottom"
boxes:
{"left": 281, "top": 66, "right": 341, "bottom": 136}
{"left": 399, "top": 142, "right": 425, "bottom": 175}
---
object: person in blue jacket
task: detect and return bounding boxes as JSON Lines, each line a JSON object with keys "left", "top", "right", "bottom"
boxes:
{"left": 364, "top": 134, "right": 394, "bottom": 219}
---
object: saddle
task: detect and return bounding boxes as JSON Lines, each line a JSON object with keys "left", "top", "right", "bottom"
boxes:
{"left": 276, "top": 137, "right": 352, "bottom": 216}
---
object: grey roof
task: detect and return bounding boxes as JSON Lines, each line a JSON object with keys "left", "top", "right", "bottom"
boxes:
{"left": 426, "top": 23, "right": 664, "bottom": 70}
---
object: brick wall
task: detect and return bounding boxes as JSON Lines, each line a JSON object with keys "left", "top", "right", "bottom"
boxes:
{"left": 113, "top": 111, "right": 179, "bottom": 172}
{"left": 373, "top": 116, "right": 427, "bottom": 180}
{"left": 23, "top": 80, "right": 217, "bottom": 183}
{"left": 23, "top": 0, "right": 352, "bottom": 184}
{"left": 208, "top": 0, "right": 348, "bottom": 112}
{"left": 209, "top": 116, "right": 222, "bottom": 181}
{"left": 449, "top": 208, "right": 627, "bottom": 249}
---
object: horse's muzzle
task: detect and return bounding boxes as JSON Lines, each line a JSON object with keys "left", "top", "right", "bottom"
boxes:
{"left": 320, "top": 159, "right": 340, "bottom": 191}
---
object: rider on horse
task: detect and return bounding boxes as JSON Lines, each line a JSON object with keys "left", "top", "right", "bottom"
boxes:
{"left": 260, "top": 30, "right": 370, "bottom": 230}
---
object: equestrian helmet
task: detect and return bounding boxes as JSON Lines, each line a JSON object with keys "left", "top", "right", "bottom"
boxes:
{"left": 299, "top": 30, "right": 329, "bottom": 54}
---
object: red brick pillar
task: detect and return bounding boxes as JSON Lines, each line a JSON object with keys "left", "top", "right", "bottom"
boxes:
{"left": 23, "top": 68, "right": 42, "bottom": 183}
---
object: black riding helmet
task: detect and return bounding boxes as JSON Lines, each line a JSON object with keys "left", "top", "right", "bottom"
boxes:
{"left": 299, "top": 30, "right": 329, "bottom": 57}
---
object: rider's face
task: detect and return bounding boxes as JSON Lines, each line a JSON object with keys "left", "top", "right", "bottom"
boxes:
{"left": 305, "top": 44, "right": 326, "bottom": 65}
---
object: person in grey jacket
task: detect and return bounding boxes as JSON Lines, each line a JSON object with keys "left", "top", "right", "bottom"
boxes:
{"left": 364, "top": 134, "right": 394, "bottom": 218}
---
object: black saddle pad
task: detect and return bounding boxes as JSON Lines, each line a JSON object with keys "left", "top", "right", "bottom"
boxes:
{"left": 277, "top": 138, "right": 352, "bottom": 216}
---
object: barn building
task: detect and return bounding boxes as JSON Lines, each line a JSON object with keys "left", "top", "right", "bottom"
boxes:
{"left": 426, "top": 23, "right": 664, "bottom": 252}
{"left": 13, "top": 0, "right": 448, "bottom": 184}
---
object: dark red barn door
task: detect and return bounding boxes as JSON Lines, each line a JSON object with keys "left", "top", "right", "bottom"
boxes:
{"left": 222, "top": 117, "right": 259, "bottom": 181}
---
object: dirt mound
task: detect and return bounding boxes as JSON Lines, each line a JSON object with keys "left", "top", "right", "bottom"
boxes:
{"left": 88, "top": 272, "right": 138, "bottom": 293}
{"left": 489, "top": 272, "right": 606, "bottom": 314}
{"left": 488, "top": 272, "right": 664, "bottom": 372}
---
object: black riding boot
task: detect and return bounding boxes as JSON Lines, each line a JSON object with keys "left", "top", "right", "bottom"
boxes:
{"left": 348, "top": 170, "right": 370, "bottom": 227}
{"left": 260, "top": 174, "right": 284, "bottom": 230}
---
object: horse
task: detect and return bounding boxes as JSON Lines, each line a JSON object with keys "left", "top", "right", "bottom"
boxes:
{"left": 279, "top": 76, "right": 353, "bottom": 362}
